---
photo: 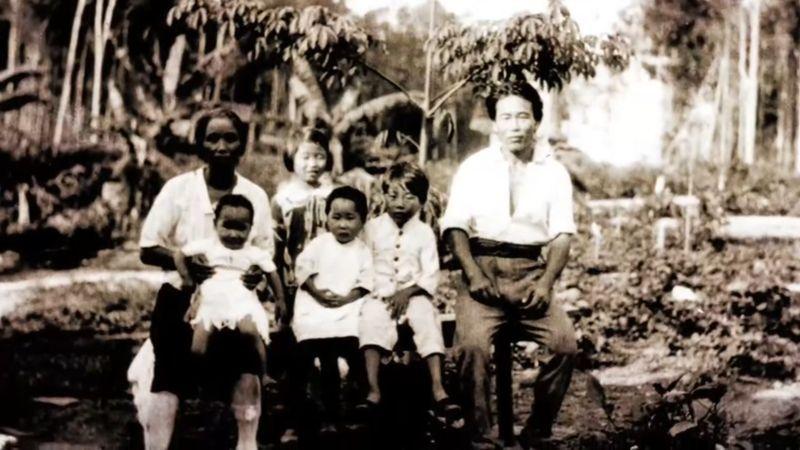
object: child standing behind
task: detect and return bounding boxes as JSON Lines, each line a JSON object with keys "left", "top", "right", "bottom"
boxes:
{"left": 178, "top": 194, "right": 284, "bottom": 382}
{"left": 358, "top": 162, "right": 462, "bottom": 425}
{"left": 271, "top": 120, "right": 336, "bottom": 290}
{"left": 286, "top": 185, "right": 373, "bottom": 435}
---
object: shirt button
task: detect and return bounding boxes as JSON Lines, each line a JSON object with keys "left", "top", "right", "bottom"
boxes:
{"left": 394, "top": 256, "right": 399, "bottom": 261}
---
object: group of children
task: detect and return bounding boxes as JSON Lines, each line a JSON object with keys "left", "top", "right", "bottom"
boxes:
{"left": 179, "top": 122, "right": 461, "bottom": 439}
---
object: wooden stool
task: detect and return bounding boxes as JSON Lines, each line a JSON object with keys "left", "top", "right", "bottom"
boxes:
{"left": 494, "top": 329, "right": 515, "bottom": 447}
{"left": 440, "top": 314, "right": 515, "bottom": 447}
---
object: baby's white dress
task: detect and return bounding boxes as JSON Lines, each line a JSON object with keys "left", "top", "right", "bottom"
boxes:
{"left": 183, "top": 237, "right": 276, "bottom": 344}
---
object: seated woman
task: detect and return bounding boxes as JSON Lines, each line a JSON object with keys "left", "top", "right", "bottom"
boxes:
{"left": 127, "top": 107, "right": 284, "bottom": 450}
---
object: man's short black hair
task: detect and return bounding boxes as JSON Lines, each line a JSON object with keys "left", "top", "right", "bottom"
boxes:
{"left": 484, "top": 82, "right": 544, "bottom": 122}
{"left": 325, "top": 185, "right": 368, "bottom": 222}
{"left": 283, "top": 118, "right": 334, "bottom": 173}
{"left": 194, "top": 107, "right": 249, "bottom": 157}
{"left": 382, "top": 161, "right": 429, "bottom": 204}
{"left": 214, "top": 194, "right": 254, "bottom": 224}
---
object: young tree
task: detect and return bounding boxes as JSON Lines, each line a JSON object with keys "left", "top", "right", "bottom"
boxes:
{"left": 53, "top": 0, "right": 87, "bottom": 146}
{"left": 90, "top": 0, "right": 117, "bottom": 138}
{"left": 738, "top": 0, "right": 760, "bottom": 166}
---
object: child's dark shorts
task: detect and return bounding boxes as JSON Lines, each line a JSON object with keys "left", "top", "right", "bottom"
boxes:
{"left": 149, "top": 283, "right": 263, "bottom": 401}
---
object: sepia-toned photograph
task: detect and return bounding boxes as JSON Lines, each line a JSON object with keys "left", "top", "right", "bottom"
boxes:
{"left": 0, "top": 0, "right": 798, "bottom": 448}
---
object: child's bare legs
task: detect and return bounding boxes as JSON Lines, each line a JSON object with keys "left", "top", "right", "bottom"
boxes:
{"left": 191, "top": 325, "right": 211, "bottom": 356}
{"left": 237, "top": 316, "right": 267, "bottom": 379}
{"left": 318, "top": 352, "right": 341, "bottom": 431}
{"left": 426, "top": 353, "right": 448, "bottom": 402}
{"left": 363, "top": 346, "right": 382, "bottom": 404}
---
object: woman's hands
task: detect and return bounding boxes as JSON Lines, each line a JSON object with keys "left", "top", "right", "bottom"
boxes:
{"left": 174, "top": 251, "right": 214, "bottom": 287}
{"left": 241, "top": 265, "right": 266, "bottom": 290}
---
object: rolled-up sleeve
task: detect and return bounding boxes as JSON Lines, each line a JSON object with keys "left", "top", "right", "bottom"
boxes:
{"left": 180, "top": 239, "right": 206, "bottom": 257}
{"left": 439, "top": 164, "right": 473, "bottom": 236}
{"left": 416, "top": 227, "right": 440, "bottom": 296}
{"left": 547, "top": 164, "right": 577, "bottom": 239}
{"left": 139, "top": 179, "right": 179, "bottom": 249}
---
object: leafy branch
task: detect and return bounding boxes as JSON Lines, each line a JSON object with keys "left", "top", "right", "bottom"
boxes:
{"left": 167, "top": 1, "right": 381, "bottom": 88}
{"left": 428, "top": 1, "right": 631, "bottom": 96}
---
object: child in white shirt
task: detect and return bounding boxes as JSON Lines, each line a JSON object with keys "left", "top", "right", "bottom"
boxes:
{"left": 359, "top": 162, "right": 462, "bottom": 426}
{"left": 285, "top": 185, "right": 373, "bottom": 436}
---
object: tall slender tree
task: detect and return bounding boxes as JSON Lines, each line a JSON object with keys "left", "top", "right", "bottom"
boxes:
{"left": 53, "top": 0, "right": 87, "bottom": 146}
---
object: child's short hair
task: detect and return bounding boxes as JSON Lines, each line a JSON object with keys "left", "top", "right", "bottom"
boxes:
{"left": 283, "top": 118, "right": 334, "bottom": 172}
{"left": 214, "top": 194, "right": 254, "bottom": 223}
{"left": 325, "top": 186, "right": 368, "bottom": 222}
{"left": 382, "top": 161, "right": 429, "bottom": 204}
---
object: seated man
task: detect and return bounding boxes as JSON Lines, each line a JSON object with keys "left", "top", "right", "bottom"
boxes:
{"left": 441, "top": 82, "right": 578, "bottom": 449}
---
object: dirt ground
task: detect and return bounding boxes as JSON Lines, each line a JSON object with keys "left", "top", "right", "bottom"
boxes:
{"left": 1, "top": 256, "right": 799, "bottom": 449}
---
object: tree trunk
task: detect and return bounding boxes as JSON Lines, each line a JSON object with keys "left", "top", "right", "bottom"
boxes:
{"left": 291, "top": 57, "right": 328, "bottom": 123}
{"left": 418, "top": 0, "right": 436, "bottom": 166}
{"left": 7, "top": 0, "right": 18, "bottom": 70}
{"left": 89, "top": 0, "right": 104, "bottom": 140}
{"left": 775, "top": 36, "right": 787, "bottom": 166}
{"left": 742, "top": 0, "right": 760, "bottom": 165}
{"left": 717, "top": 16, "right": 732, "bottom": 191}
{"left": 5, "top": 0, "right": 19, "bottom": 126}
{"left": 107, "top": 78, "right": 125, "bottom": 124}
{"left": 53, "top": 0, "right": 88, "bottom": 146}
{"left": 72, "top": 37, "right": 88, "bottom": 135}
{"left": 212, "top": 25, "right": 225, "bottom": 102}
{"left": 788, "top": 49, "right": 799, "bottom": 171}
{"left": 163, "top": 34, "right": 186, "bottom": 113}
{"left": 737, "top": 4, "right": 747, "bottom": 164}
{"left": 796, "top": 50, "right": 800, "bottom": 174}
{"left": 265, "top": 69, "right": 282, "bottom": 133}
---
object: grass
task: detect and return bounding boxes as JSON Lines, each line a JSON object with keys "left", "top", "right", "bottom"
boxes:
{"left": 1, "top": 281, "right": 156, "bottom": 338}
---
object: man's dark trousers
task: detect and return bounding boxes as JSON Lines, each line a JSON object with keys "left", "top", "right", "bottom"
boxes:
{"left": 453, "top": 239, "right": 578, "bottom": 442}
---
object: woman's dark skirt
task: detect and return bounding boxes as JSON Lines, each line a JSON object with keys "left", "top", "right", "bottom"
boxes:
{"left": 149, "top": 283, "right": 263, "bottom": 401}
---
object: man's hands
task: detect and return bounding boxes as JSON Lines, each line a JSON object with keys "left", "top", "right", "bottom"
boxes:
{"left": 275, "top": 298, "right": 290, "bottom": 326}
{"left": 174, "top": 251, "right": 214, "bottom": 287}
{"left": 241, "top": 265, "right": 265, "bottom": 290}
{"left": 465, "top": 264, "right": 554, "bottom": 316}
{"left": 521, "top": 276, "right": 554, "bottom": 316}
{"left": 464, "top": 267, "right": 500, "bottom": 305}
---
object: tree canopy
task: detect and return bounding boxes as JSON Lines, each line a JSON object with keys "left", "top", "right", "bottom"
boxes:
{"left": 430, "top": 3, "right": 631, "bottom": 96}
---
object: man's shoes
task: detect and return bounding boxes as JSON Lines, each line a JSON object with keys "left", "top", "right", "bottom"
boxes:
{"left": 517, "top": 424, "right": 553, "bottom": 449}
{"left": 279, "top": 428, "right": 299, "bottom": 445}
{"left": 468, "top": 436, "right": 503, "bottom": 450}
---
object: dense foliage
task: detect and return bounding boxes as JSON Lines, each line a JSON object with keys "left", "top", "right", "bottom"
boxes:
{"left": 167, "top": 1, "right": 379, "bottom": 88}
{"left": 430, "top": 3, "right": 631, "bottom": 95}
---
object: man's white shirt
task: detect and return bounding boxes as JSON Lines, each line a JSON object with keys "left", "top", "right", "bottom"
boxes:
{"left": 440, "top": 143, "right": 576, "bottom": 245}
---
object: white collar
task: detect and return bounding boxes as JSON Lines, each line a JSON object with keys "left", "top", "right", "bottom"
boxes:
{"left": 195, "top": 167, "right": 242, "bottom": 214}
{"left": 380, "top": 211, "right": 421, "bottom": 232}
{"left": 490, "top": 142, "right": 552, "bottom": 166}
